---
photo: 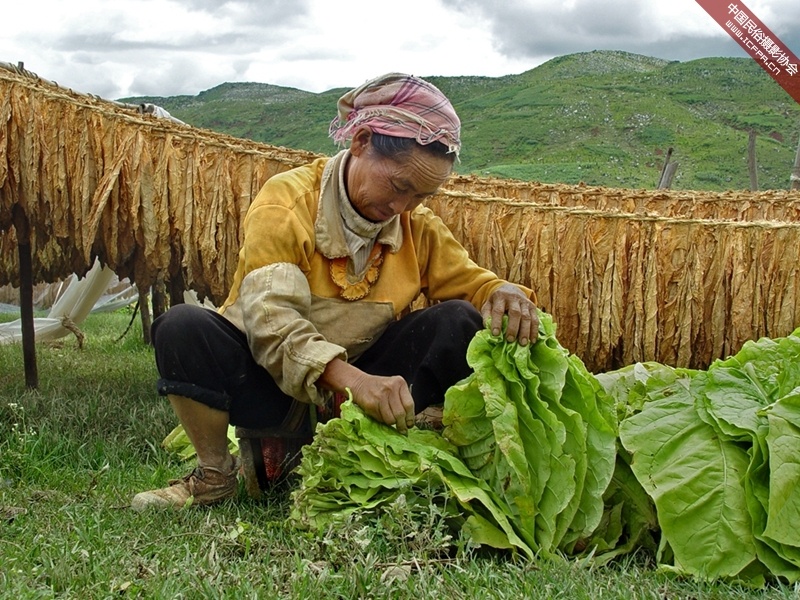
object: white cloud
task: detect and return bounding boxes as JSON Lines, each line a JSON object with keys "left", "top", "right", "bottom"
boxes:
{"left": 1, "top": 0, "right": 797, "bottom": 99}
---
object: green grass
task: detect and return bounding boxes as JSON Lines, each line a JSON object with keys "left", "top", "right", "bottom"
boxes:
{"left": 1, "top": 310, "right": 799, "bottom": 598}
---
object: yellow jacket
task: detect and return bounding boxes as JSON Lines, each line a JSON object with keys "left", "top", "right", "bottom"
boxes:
{"left": 220, "top": 151, "right": 533, "bottom": 406}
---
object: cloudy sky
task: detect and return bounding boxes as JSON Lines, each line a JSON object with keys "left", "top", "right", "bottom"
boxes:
{"left": 2, "top": 0, "right": 798, "bottom": 100}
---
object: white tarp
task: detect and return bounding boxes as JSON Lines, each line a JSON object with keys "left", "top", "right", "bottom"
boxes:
{"left": 0, "top": 102, "right": 190, "bottom": 346}
{"left": 0, "top": 260, "right": 138, "bottom": 345}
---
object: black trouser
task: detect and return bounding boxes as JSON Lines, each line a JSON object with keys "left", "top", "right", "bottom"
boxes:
{"left": 152, "top": 300, "right": 483, "bottom": 429}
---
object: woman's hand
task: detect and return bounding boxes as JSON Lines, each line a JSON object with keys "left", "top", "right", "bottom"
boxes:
{"left": 481, "top": 284, "right": 539, "bottom": 346}
{"left": 319, "top": 359, "right": 416, "bottom": 433}
{"left": 349, "top": 372, "right": 416, "bottom": 434}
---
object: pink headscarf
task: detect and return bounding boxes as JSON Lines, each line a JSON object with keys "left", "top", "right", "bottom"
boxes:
{"left": 329, "top": 72, "right": 461, "bottom": 158}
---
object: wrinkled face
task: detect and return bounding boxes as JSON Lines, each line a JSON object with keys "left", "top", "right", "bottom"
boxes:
{"left": 344, "top": 128, "right": 453, "bottom": 223}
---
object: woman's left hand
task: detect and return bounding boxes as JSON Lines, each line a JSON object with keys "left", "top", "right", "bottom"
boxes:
{"left": 480, "top": 284, "right": 539, "bottom": 346}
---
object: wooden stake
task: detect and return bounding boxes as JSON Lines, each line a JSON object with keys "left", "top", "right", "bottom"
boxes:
{"left": 13, "top": 206, "right": 38, "bottom": 389}
{"left": 657, "top": 147, "right": 673, "bottom": 188}
{"left": 168, "top": 272, "right": 186, "bottom": 307}
{"left": 137, "top": 284, "right": 152, "bottom": 345}
{"left": 748, "top": 129, "right": 758, "bottom": 191}
{"left": 657, "top": 148, "right": 677, "bottom": 189}
{"left": 151, "top": 274, "right": 167, "bottom": 321}
{"left": 791, "top": 133, "right": 800, "bottom": 191}
{"left": 659, "top": 163, "right": 678, "bottom": 190}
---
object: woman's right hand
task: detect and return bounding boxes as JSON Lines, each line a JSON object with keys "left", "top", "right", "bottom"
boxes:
{"left": 319, "top": 359, "right": 416, "bottom": 434}
{"left": 349, "top": 373, "right": 416, "bottom": 434}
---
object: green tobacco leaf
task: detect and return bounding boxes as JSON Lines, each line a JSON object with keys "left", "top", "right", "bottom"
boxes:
{"left": 463, "top": 513, "right": 519, "bottom": 552}
{"left": 714, "top": 331, "right": 800, "bottom": 397}
{"left": 620, "top": 385, "right": 758, "bottom": 579}
{"left": 764, "top": 392, "right": 800, "bottom": 548}
{"left": 559, "top": 357, "right": 617, "bottom": 549}
{"left": 441, "top": 379, "right": 493, "bottom": 447}
{"left": 704, "top": 365, "right": 770, "bottom": 443}
{"left": 582, "top": 452, "right": 658, "bottom": 564}
{"left": 609, "top": 326, "right": 800, "bottom": 582}
{"left": 543, "top": 385, "right": 584, "bottom": 548}
{"left": 443, "top": 311, "right": 617, "bottom": 556}
{"left": 488, "top": 401, "right": 538, "bottom": 548}
{"left": 595, "top": 361, "right": 688, "bottom": 421}
{"left": 291, "top": 401, "right": 535, "bottom": 559}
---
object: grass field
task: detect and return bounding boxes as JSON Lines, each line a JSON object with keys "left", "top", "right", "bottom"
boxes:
{"left": 1, "top": 310, "right": 799, "bottom": 599}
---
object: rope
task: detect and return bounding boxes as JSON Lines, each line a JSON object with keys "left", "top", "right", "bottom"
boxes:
{"left": 429, "top": 193, "right": 800, "bottom": 228}
{"left": 59, "top": 316, "right": 85, "bottom": 350}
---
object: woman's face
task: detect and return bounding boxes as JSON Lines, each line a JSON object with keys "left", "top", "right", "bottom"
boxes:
{"left": 345, "top": 128, "right": 453, "bottom": 223}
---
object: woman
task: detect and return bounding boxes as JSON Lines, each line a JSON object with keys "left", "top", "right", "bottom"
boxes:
{"left": 132, "top": 73, "right": 538, "bottom": 509}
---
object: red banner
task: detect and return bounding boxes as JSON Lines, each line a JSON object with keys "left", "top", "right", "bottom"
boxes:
{"left": 695, "top": 0, "right": 800, "bottom": 104}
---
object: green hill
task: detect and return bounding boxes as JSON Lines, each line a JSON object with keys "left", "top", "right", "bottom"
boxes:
{"left": 123, "top": 50, "right": 800, "bottom": 191}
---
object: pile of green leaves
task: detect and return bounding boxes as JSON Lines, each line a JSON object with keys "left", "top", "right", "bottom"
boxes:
{"left": 441, "top": 312, "right": 619, "bottom": 556}
{"left": 289, "top": 400, "right": 533, "bottom": 558}
{"left": 601, "top": 329, "right": 800, "bottom": 584}
{"left": 291, "top": 312, "right": 629, "bottom": 560}
{"left": 291, "top": 316, "right": 800, "bottom": 584}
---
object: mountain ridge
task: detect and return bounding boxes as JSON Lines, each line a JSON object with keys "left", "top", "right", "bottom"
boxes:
{"left": 122, "top": 50, "right": 800, "bottom": 191}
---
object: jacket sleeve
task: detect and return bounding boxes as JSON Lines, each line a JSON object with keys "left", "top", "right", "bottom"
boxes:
{"left": 238, "top": 262, "right": 346, "bottom": 406}
{"left": 229, "top": 183, "right": 346, "bottom": 406}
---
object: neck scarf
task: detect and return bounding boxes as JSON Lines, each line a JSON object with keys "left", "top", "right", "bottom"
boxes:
{"left": 329, "top": 72, "right": 461, "bottom": 158}
{"left": 337, "top": 154, "right": 386, "bottom": 276}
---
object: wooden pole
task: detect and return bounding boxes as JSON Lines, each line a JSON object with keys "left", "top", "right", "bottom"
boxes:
{"left": 659, "top": 163, "right": 678, "bottom": 190}
{"left": 137, "top": 285, "right": 152, "bottom": 345}
{"left": 656, "top": 148, "right": 678, "bottom": 190}
{"left": 151, "top": 274, "right": 167, "bottom": 321}
{"left": 657, "top": 148, "right": 678, "bottom": 190}
{"left": 13, "top": 206, "right": 38, "bottom": 388}
{"left": 168, "top": 272, "right": 186, "bottom": 307}
{"left": 748, "top": 129, "right": 758, "bottom": 191}
{"left": 791, "top": 133, "right": 800, "bottom": 191}
{"left": 656, "top": 148, "right": 672, "bottom": 189}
